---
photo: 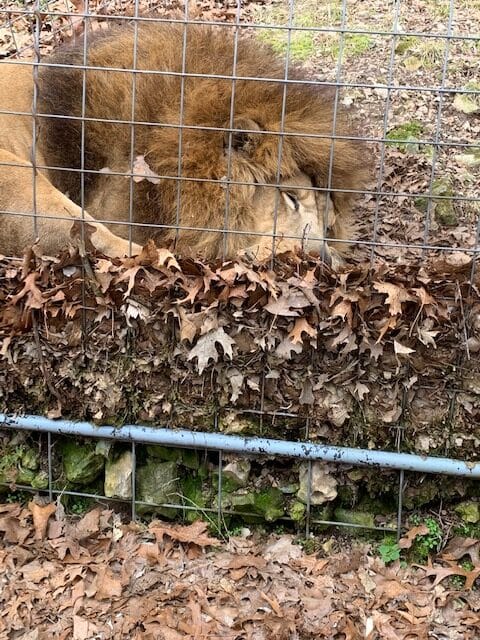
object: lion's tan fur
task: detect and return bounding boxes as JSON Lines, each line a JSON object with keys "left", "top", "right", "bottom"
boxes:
{"left": 0, "top": 23, "right": 369, "bottom": 260}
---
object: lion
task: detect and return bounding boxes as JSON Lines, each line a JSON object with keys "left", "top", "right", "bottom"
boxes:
{"left": 0, "top": 22, "right": 369, "bottom": 262}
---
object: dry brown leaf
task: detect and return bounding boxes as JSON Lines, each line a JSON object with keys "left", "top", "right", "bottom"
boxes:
{"left": 73, "top": 615, "right": 99, "bottom": 640}
{"left": 187, "top": 327, "right": 235, "bottom": 373}
{"left": 0, "top": 515, "right": 31, "bottom": 545}
{"left": 422, "top": 563, "right": 480, "bottom": 589}
{"left": 373, "top": 281, "right": 413, "bottom": 316}
{"left": 442, "top": 537, "right": 480, "bottom": 564}
{"left": 149, "top": 520, "right": 219, "bottom": 547}
{"left": 228, "top": 554, "right": 267, "bottom": 569}
{"left": 28, "top": 500, "right": 56, "bottom": 541}
{"left": 70, "top": 508, "right": 101, "bottom": 541}
{"left": 398, "top": 524, "right": 430, "bottom": 549}
{"left": 288, "top": 317, "right": 317, "bottom": 344}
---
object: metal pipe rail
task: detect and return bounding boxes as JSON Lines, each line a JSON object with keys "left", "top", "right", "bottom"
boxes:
{"left": 1, "top": 414, "right": 479, "bottom": 478}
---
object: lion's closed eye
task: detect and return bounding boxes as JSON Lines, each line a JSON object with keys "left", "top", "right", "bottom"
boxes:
{"left": 281, "top": 191, "right": 300, "bottom": 212}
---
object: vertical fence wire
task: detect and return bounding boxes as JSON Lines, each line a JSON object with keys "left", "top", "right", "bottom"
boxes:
{"left": 369, "top": 0, "right": 401, "bottom": 266}
{"left": 321, "top": 0, "right": 347, "bottom": 267}
{"left": 128, "top": 0, "right": 141, "bottom": 256}
{"left": 422, "top": 0, "right": 455, "bottom": 248}
{"left": 174, "top": 3, "right": 190, "bottom": 246}
{"left": 222, "top": 1, "right": 242, "bottom": 259}
{"left": 30, "top": 0, "right": 41, "bottom": 239}
{"left": 270, "top": 0, "right": 294, "bottom": 259}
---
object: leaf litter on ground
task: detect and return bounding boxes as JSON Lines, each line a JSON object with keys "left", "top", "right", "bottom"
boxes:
{"left": 0, "top": 501, "right": 479, "bottom": 639}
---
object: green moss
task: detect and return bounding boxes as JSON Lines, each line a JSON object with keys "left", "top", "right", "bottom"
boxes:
{"left": 16, "top": 468, "right": 36, "bottom": 485}
{"left": 258, "top": 27, "right": 316, "bottom": 62}
{"left": 254, "top": 488, "right": 285, "bottom": 522}
{"left": 31, "top": 471, "right": 49, "bottom": 490}
{"left": 0, "top": 445, "right": 28, "bottom": 485}
{"left": 395, "top": 36, "right": 419, "bottom": 55}
{"left": 61, "top": 441, "right": 105, "bottom": 485}
{"left": 414, "top": 178, "right": 457, "bottom": 227}
{"left": 344, "top": 34, "right": 374, "bottom": 56}
{"left": 386, "top": 121, "right": 424, "bottom": 152}
{"left": 255, "top": 0, "right": 342, "bottom": 63}
{"left": 136, "top": 460, "right": 179, "bottom": 518}
{"left": 334, "top": 507, "right": 375, "bottom": 530}
{"left": 146, "top": 445, "right": 199, "bottom": 469}
{"left": 182, "top": 475, "right": 209, "bottom": 523}
{"left": 289, "top": 500, "right": 306, "bottom": 522}
{"left": 455, "top": 501, "right": 480, "bottom": 524}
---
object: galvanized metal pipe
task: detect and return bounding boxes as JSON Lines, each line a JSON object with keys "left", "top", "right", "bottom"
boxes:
{"left": 1, "top": 413, "right": 479, "bottom": 477}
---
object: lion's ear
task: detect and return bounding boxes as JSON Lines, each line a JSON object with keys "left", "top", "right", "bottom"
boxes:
{"left": 225, "top": 117, "right": 262, "bottom": 154}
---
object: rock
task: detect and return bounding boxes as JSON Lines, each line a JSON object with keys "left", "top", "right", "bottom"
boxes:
{"left": 104, "top": 450, "right": 133, "bottom": 499}
{"left": 334, "top": 508, "right": 375, "bottom": 529}
{"left": 229, "top": 491, "right": 256, "bottom": 511}
{"left": 146, "top": 446, "right": 199, "bottom": 469}
{"left": 182, "top": 475, "right": 207, "bottom": 522}
{"left": 219, "top": 412, "right": 257, "bottom": 434}
{"left": 16, "top": 468, "right": 36, "bottom": 485}
{"left": 289, "top": 500, "right": 306, "bottom": 522}
{"left": 21, "top": 448, "right": 39, "bottom": 471}
{"left": 62, "top": 441, "right": 105, "bottom": 485}
{"left": 297, "top": 462, "right": 338, "bottom": 505}
{"left": 253, "top": 488, "right": 284, "bottom": 522}
{"left": 136, "top": 461, "right": 179, "bottom": 517}
{"left": 455, "top": 501, "right": 479, "bottom": 524}
{"left": 31, "top": 471, "right": 49, "bottom": 490}
{"left": 223, "top": 459, "right": 251, "bottom": 488}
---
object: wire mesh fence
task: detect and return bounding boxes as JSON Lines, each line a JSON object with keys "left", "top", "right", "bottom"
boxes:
{"left": 0, "top": 0, "right": 479, "bottom": 534}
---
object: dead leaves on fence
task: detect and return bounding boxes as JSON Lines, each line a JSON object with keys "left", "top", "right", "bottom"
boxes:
{"left": 0, "top": 245, "right": 479, "bottom": 453}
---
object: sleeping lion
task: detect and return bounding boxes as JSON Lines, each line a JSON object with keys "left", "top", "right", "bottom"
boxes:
{"left": 0, "top": 23, "right": 369, "bottom": 263}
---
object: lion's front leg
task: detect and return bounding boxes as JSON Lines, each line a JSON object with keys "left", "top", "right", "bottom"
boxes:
{"left": 0, "top": 149, "right": 141, "bottom": 258}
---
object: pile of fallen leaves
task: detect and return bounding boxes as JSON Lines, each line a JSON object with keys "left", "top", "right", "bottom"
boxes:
{"left": 0, "top": 500, "right": 479, "bottom": 638}
{"left": 1, "top": 243, "right": 479, "bottom": 458}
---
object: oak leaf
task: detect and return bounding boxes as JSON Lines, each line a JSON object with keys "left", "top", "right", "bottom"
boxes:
{"left": 373, "top": 282, "right": 413, "bottom": 316}
{"left": 187, "top": 327, "right": 235, "bottom": 373}
{"left": 288, "top": 318, "right": 317, "bottom": 345}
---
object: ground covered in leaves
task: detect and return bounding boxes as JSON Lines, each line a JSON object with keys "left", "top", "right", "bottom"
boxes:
{"left": 1, "top": 500, "right": 479, "bottom": 639}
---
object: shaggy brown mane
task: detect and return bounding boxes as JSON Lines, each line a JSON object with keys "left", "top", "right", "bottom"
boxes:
{"left": 36, "top": 22, "right": 370, "bottom": 257}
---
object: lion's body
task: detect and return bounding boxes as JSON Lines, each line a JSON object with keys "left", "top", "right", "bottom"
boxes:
{"left": 0, "top": 23, "right": 369, "bottom": 259}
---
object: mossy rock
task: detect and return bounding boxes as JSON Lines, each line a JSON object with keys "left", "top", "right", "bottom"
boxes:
{"left": 20, "top": 448, "right": 40, "bottom": 471}
{"left": 455, "top": 501, "right": 479, "bottom": 524}
{"left": 182, "top": 475, "right": 211, "bottom": 523}
{"left": 146, "top": 445, "right": 199, "bottom": 469}
{"left": 61, "top": 441, "right": 105, "bottom": 485}
{"left": 334, "top": 507, "right": 375, "bottom": 530}
{"left": 253, "top": 488, "right": 285, "bottom": 522}
{"left": 386, "top": 121, "right": 424, "bottom": 152}
{"left": 221, "top": 487, "right": 285, "bottom": 523}
{"left": 289, "top": 500, "right": 306, "bottom": 522}
{"left": 136, "top": 460, "right": 179, "bottom": 517}
{"left": 414, "top": 178, "right": 457, "bottom": 226}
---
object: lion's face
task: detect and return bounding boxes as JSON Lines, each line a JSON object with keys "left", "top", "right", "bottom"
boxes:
{"left": 241, "top": 172, "right": 339, "bottom": 264}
